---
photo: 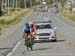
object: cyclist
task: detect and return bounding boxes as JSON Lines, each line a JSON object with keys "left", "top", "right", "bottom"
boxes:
{"left": 23, "top": 23, "right": 31, "bottom": 35}
{"left": 29, "top": 22, "right": 36, "bottom": 36}
{"left": 23, "top": 23, "right": 31, "bottom": 45}
{"left": 29, "top": 22, "right": 36, "bottom": 45}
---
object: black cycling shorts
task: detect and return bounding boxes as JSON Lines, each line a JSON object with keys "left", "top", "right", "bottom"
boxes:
{"left": 24, "top": 31, "right": 30, "bottom": 35}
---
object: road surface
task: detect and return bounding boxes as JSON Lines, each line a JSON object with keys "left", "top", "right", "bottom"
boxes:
{"left": 0, "top": 10, "right": 75, "bottom": 56}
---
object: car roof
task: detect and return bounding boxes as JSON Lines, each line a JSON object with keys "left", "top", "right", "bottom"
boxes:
{"left": 34, "top": 21, "right": 51, "bottom": 24}
{"left": 34, "top": 22, "right": 51, "bottom": 25}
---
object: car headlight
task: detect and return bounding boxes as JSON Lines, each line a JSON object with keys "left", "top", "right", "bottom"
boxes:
{"left": 50, "top": 31, "right": 55, "bottom": 36}
{"left": 50, "top": 32, "right": 52, "bottom": 34}
{"left": 50, "top": 32, "right": 52, "bottom": 35}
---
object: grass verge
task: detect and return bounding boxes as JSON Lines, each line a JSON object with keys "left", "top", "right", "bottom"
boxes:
{"left": 60, "top": 13, "right": 75, "bottom": 21}
{"left": 0, "top": 5, "right": 43, "bottom": 29}
{"left": 59, "top": 8, "right": 75, "bottom": 21}
{"left": 0, "top": 8, "right": 31, "bottom": 28}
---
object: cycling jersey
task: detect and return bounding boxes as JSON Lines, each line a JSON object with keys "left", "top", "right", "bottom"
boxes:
{"left": 23, "top": 25, "right": 31, "bottom": 32}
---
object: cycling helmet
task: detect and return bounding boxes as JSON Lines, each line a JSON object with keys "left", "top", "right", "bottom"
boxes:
{"left": 29, "top": 22, "right": 33, "bottom": 25}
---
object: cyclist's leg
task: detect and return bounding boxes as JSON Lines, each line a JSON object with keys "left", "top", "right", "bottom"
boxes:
{"left": 24, "top": 31, "right": 28, "bottom": 45}
{"left": 27, "top": 31, "right": 33, "bottom": 46}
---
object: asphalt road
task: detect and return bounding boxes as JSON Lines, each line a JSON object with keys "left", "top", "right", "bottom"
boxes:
{"left": 0, "top": 10, "right": 75, "bottom": 56}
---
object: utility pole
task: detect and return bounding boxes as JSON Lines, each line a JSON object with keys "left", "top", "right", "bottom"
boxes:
{"left": 0, "top": 0, "right": 2, "bottom": 16}
{"left": 13, "top": 0, "right": 14, "bottom": 9}
{"left": 5, "top": 0, "right": 7, "bottom": 10}
{"left": 7, "top": 0, "right": 10, "bottom": 15}
{"left": 30, "top": 0, "right": 32, "bottom": 8}
{"left": 0, "top": 0, "right": 2, "bottom": 8}
{"left": 16, "top": 0, "right": 18, "bottom": 10}
{"left": 2, "top": 0, "right": 4, "bottom": 11}
{"left": 71, "top": 0, "right": 73, "bottom": 12}
{"left": 40, "top": 0, "right": 41, "bottom": 5}
{"left": 18, "top": 0, "right": 21, "bottom": 8}
{"left": 24, "top": 0, "right": 26, "bottom": 8}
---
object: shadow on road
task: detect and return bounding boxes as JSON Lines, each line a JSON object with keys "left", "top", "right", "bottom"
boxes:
{"left": 32, "top": 47, "right": 51, "bottom": 51}
{"left": 56, "top": 40, "right": 64, "bottom": 42}
{"left": 34, "top": 40, "right": 64, "bottom": 43}
{"left": 0, "top": 47, "right": 12, "bottom": 50}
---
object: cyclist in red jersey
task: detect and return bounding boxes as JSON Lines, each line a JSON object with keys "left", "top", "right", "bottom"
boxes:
{"left": 31, "top": 24, "right": 36, "bottom": 36}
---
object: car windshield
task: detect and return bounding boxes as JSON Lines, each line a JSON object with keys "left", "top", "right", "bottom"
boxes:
{"left": 35, "top": 24, "right": 52, "bottom": 29}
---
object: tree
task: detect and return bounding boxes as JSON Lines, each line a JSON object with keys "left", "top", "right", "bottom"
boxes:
{"left": 0, "top": 0, "right": 2, "bottom": 8}
{"left": 7, "top": 0, "right": 10, "bottom": 15}
{"left": 0, "top": 7, "right": 2, "bottom": 16}
{"left": 30, "top": 0, "right": 32, "bottom": 7}
{"left": 24, "top": 0, "right": 26, "bottom": 8}
{"left": 0, "top": 0, "right": 2, "bottom": 29}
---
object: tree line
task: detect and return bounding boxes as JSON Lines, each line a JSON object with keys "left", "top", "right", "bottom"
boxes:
{"left": 0, "top": 0, "right": 67, "bottom": 15}
{"left": 0, "top": 0, "right": 41, "bottom": 15}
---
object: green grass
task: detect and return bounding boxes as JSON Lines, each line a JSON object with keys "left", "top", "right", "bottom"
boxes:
{"left": 59, "top": 8, "right": 75, "bottom": 21}
{"left": 0, "top": 8, "right": 31, "bottom": 28}
{"left": 62, "top": 13, "right": 75, "bottom": 21}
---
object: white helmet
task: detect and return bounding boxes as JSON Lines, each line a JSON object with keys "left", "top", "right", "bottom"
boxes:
{"left": 29, "top": 22, "right": 33, "bottom": 24}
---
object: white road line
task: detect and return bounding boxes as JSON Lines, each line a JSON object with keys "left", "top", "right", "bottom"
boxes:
{"left": 7, "top": 40, "right": 22, "bottom": 56}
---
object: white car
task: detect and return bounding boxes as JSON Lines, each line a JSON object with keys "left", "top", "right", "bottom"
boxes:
{"left": 34, "top": 22, "right": 57, "bottom": 42}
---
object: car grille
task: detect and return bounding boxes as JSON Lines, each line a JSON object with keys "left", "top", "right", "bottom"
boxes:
{"left": 37, "top": 33, "right": 50, "bottom": 36}
{"left": 39, "top": 37, "right": 49, "bottom": 39}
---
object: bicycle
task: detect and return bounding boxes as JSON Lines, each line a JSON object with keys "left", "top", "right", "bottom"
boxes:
{"left": 24, "top": 34, "right": 33, "bottom": 51}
